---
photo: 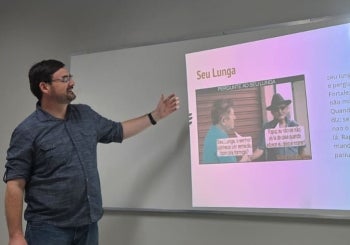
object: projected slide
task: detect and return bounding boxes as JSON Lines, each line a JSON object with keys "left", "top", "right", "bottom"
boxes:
{"left": 186, "top": 23, "right": 350, "bottom": 209}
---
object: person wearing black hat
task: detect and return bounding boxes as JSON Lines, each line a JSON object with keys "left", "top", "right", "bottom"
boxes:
{"left": 247, "top": 93, "right": 305, "bottom": 161}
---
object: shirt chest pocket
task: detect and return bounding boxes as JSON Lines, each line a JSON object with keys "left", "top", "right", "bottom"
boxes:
{"left": 35, "top": 140, "right": 73, "bottom": 174}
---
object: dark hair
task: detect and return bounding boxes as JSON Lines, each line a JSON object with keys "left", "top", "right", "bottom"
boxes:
{"left": 211, "top": 99, "right": 234, "bottom": 124}
{"left": 28, "top": 59, "right": 65, "bottom": 100}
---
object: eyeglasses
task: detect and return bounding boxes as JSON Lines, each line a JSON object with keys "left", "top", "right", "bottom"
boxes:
{"left": 51, "top": 74, "right": 73, "bottom": 83}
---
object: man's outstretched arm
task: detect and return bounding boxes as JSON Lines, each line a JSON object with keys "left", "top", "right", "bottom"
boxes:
{"left": 122, "top": 94, "right": 180, "bottom": 139}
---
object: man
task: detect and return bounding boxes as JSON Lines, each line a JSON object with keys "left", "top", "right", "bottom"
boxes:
{"left": 202, "top": 98, "right": 246, "bottom": 164}
{"left": 3, "top": 59, "right": 179, "bottom": 245}
{"left": 249, "top": 93, "right": 305, "bottom": 161}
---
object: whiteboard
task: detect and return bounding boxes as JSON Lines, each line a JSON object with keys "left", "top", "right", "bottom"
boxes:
{"left": 71, "top": 16, "right": 350, "bottom": 219}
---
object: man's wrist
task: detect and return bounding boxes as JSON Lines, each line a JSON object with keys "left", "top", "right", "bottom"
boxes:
{"left": 147, "top": 112, "right": 157, "bottom": 125}
{"left": 9, "top": 230, "right": 25, "bottom": 240}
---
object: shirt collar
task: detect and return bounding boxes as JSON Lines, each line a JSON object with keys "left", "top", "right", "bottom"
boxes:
{"left": 35, "top": 101, "right": 71, "bottom": 122}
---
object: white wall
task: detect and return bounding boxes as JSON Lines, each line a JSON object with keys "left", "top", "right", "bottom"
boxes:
{"left": 1, "top": 1, "right": 350, "bottom": 244}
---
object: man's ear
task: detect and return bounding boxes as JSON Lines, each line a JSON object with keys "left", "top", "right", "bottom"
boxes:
{"left": 39, "top": 81, "right": 50, "bottom": 94}
{"left": 220, "top": 115, "right": 226, "bottom": 126}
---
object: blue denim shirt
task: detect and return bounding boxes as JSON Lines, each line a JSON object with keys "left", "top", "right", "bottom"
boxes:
{"left": 4, "top": 103, "right": 123, "bottom": 227}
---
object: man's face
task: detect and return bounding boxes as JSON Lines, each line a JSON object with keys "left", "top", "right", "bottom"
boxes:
{"left": 48, "top": 68, "right": 76, "bottom": 104}
{"left": 271, "top": 104, "right": 289, "bottom": 121}
{"left": 221, "top": 107, "right": 236, "bottom": 132}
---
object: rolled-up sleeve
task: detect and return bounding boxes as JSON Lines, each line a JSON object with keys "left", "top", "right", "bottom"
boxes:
{"left": 86, "top": 105, "right": 123, "bottom": 143}
{"left": 4, "top": 127, "right": 33, "bottom": 183}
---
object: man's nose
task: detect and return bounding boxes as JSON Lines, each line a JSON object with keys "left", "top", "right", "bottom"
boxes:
{"left": 68, "top": 78, "right": 75, "bottom": 86}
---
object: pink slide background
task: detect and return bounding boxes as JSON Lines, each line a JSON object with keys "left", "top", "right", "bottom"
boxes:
{"left": 186, "top": 23, "right": 350, "bottom": 210}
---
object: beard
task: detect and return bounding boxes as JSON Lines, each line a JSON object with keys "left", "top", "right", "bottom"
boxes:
{"left": 67, "top": 90, "right": 76, "bottom": 102}
{"left": 53, "top": 90, "right": 76, "bottom": 104}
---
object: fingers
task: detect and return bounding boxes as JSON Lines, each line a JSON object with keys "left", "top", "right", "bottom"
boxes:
{"left": 155, "top": 94, "right": 180, "bottom": 121}
{"left": 163, "top": 94, "right": 180, "bottom": 110}
{"left": 163, "top": 93, "right": 175, "bottom": 103}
